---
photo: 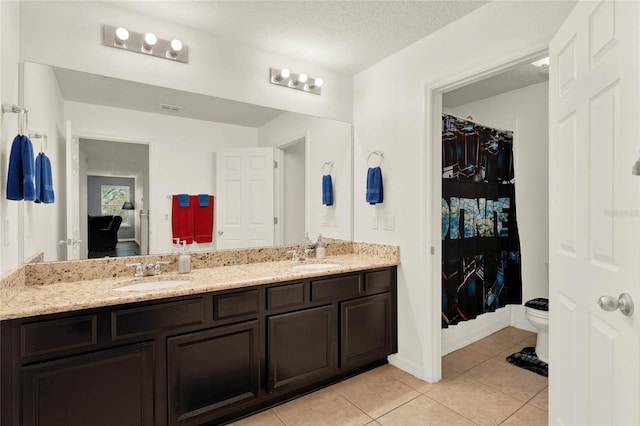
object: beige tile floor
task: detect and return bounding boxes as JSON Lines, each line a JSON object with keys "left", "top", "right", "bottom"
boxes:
{"left": 230, "top": 327, "right": 547, "bottom": 426}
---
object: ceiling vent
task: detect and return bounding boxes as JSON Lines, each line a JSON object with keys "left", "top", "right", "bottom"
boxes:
{"left": 159, "top": 103, "right": 183, "bottom": 112}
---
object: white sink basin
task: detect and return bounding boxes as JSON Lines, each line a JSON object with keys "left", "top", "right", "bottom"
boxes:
{"left": 114, "top": 279, "right": 191, "bottom": 292}
{"left": 291, "top": 263, "right": 340, "bottom": 271}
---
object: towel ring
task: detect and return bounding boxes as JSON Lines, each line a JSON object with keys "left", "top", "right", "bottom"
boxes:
{"left": 367, "top": 151, "right": 383, "bottom": 168}
{"left": 322, "top": 161, "right": 333, "bottom": 175}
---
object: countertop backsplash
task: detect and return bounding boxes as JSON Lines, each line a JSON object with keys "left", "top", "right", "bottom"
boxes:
{"left": 1, "top": 239, "right": 398, "bottom": 288}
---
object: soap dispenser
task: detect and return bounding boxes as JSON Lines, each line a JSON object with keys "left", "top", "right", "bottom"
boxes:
{"left": 178, "top": 241, "right": 191, "bottom": 274}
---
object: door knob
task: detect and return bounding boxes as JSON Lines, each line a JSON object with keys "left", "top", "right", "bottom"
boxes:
{"left": 217, "top": 230, "right": 224, "bottom": 235}
{"left": 597, "top": 293, "right": 634, "bottom": 316}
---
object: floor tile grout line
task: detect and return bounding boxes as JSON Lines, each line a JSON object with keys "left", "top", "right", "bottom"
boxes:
{"left": 420, "top": 393, "right": 483, "bottom": 426}
{"left": 458, "top": 369, "right": 547, "bottom": 407}
{"left": 368, "top": 392, "right": 424, "bottom": 422}
{"left": 328, "top": 385, "right": 376, "bottom": 424}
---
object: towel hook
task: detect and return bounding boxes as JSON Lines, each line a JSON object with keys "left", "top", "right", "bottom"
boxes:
{"left": 28, "top": 131, "right": 48, "bottom": 152}
{"left": 1, "top": 102, "right": 27, "bottom": 114}
{"left": 322, "top": 161, "right": 333, "bottom": 175}
{"left": 367, "top": 151, "right": 383, "bottom": 168}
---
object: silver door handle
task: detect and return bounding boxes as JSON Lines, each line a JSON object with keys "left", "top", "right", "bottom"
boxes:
{"left": 217, "top": 230, "right": 224, "bottom": 235}
{"left": 598, "top": 293, "right": 634, "bottom": 316}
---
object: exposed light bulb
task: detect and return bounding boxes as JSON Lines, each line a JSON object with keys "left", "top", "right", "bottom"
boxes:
{"left": 115, "top": 27, "right": 129, "bottom": 46}
{"left": 298, "top": 73, "right": 308, "bottom": 84}
{"left": 170, "top": 39, "right": 183, "bottom": 52}
{"left": 308, "top": 77, "right": 324, "bottom": 90}
{"left": 273, "top": 68, "right": 290, "bottom": 82}
{"left": 167, "top": 39, "right": 183, "bottom": 58}
{"left": 144, "top": 33, "right": 157, "bottom": 46}
{"left": 143, "top": 32, "right": 157, "bottom": 52}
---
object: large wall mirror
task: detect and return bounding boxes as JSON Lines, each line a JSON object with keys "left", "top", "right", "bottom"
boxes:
{"left": 22, "top": 61, "right": 353, "bottom": 263}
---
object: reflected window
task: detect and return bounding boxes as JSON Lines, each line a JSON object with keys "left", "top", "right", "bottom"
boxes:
{"left": 101, "top": 185, "right": 131, "bottom": 226}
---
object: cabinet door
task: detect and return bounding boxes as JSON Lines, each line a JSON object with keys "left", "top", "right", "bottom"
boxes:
{"left": 267, "top": 305, "right": 336, "bottom": 393}
{"left": 167, "top": 320, "right": 260, "bottom": 426}
{"left": 22, "top": 342, "right": 154, "bottom": 426}
{"left": 341, "top": 293, "right": 393, "bottom": 370}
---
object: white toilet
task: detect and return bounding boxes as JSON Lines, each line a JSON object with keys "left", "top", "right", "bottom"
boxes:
{"left": 524, "top": 298, "right": 549, "bottom": 363}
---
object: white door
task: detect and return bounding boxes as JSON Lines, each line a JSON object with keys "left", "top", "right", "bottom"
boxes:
{"left": 549, "top": 1, "right": 640, "bottom": 425}
{"left": 63, "top": 120, "right": 81, "bottom": 260}
{"left": 216, "top": 148, "right": 275, "bottom": 249}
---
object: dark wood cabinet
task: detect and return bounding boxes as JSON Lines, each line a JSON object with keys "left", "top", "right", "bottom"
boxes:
{"left": 267, "top": 305, "right": 336, "bottom": 392}
{"left": 341, "top": 293, "right": 393, "bottom": 369}
{"left": 1, "top": 266, "right": 397, "bottom": 426}
{"left": 167, "top": 320, "right": 260, "bottom": 425}
{"left": 21, "top": 342, "right": 154, "bottom": 426}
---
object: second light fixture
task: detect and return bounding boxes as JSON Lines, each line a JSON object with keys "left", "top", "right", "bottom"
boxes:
{"left": 270, "top": 68, "right": 323, "bottom": 95}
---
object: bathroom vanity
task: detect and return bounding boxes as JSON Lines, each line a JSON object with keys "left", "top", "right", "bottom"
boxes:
{"left": 0, "top": 246, "right": 398, "bottom": 425}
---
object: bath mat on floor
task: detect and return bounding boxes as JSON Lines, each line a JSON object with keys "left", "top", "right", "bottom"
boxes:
{"left": 506, "top": 346, "right": 548, "bottom": 377}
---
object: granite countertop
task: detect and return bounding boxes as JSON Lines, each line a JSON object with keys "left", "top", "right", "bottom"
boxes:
{"left": 0, "top": 253, "right": 398, "bottom": 321}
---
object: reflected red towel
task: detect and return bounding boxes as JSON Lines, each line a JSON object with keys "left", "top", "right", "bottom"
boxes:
{"left": 172, "top": 195, "right": 194, "bottom": 244}
{"left": 192, "top": 195, "right": 214, "bottom": 243}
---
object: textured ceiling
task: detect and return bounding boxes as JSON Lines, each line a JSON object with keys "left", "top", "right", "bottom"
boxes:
{"left": 110, "top": 0, "right": 490, "bottom": 75}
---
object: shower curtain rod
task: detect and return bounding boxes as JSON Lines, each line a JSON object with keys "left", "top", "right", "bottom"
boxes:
{"left": 442, "top": 112, "right": 513, "bottom": 134}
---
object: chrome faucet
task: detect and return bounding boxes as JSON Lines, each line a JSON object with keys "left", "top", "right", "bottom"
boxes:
{"left": 286, "top": 250, "right": 301, "bottom": 262}
{"left": 286, "top": 248, "right": 314, "bottom": 262}
{"left": 127, "top": 261, "right": 170, "bottom": 277}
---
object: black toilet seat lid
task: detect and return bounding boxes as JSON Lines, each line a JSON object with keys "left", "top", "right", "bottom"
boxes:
{"left": 525, "top": 298, "right": 549, "bottom": 311}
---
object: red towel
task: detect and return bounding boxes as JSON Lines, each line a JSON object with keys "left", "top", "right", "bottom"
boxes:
{"left": 172, "top": 195, "right": 194, "bottom": 244}
{"left": 192, "top": 195, "right": 214, "bottom": 243}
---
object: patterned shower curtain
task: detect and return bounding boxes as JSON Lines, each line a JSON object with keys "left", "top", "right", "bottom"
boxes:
{"left": 441, "top": 114, "right": 522, "bottom": 328}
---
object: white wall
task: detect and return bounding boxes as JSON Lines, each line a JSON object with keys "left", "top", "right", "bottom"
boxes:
{"left": 22, "top": 62, "right": 65, "bottom": 263}
{"left": 258, "top": 113, "right": 352, "bottom": 242}
{"left": 19, "top": 1, "right": 352, "bottom": 123}
{"left": 1, "top": 1, "right": 22, "bottom": 273}
{"left": 65, "top": 101, "right": 258, "bottom": 255}
{"left": 353, "top": 1, "right": 574, "bottom": 382}
{"left": 442, "top": 81, "right": 550, "bottom": 353}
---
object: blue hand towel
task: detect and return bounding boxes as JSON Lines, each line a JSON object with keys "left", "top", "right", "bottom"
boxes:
{"left": 35, "top": 153, "right": 55, "bottom": 204}
{"left": 198, "top": 194, "right": 209, "bottom": 207}
{"left": 322, "top": 175, "right": 334, "bottom": 206}
{"left": 366, "top": 167, "right": 383, "bottom": 205}
{"left": 177, "top": 194, "right": 190, "bottom": 207}
{"left": 6, "top": 135, "right": 36, "bottom": 201}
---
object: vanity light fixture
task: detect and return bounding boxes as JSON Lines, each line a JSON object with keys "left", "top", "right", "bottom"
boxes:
{"left": 102, "top": 24, "right": 189, "bottom": 63}
{"left": 269, "top": 68, "right": 322, "bottom": 95}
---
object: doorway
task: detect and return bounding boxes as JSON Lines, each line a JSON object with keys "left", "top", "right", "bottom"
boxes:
{"left": 79, "top": 139, "right": 149, "bottom": 259}
{"left": 426, "top": 46, "right": 550, "bottom": 381}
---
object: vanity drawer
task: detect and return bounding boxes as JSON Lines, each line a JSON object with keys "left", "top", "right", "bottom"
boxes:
{"left": 266, "top": 282, "right": 305, "bottom": 310}
{"left": 364, "top": 269, "right": 392, "bottom": 293}
{"left": 21, "top": 314, "right": 98, "bottom": 358}
{"left": 213, "top": 289, "right": 259, "bottom": 320}
{"left": 311, "top": 275, "right": 361, "bottom": 302}
{"left": 112, "top": 298, "right": 204, "bottom": 340}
